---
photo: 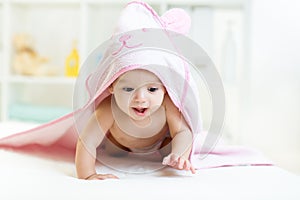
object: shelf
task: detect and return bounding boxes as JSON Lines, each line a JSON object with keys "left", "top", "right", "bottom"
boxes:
{"left": 9, "top": 0, "right": 80, "bottom": 4}
{"left": 10, "top": 2, "right": 81, "bottom": 77}
{"left": 9, "top": 75, "right": 77, "bottom": 85}
{"left": 8, "top": 82, "right": 74, "bottom": 108}
{"left": 9, "top": 103, "right": 72, "bottom": 123}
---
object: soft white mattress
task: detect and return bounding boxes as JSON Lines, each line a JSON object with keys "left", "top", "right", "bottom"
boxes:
{"left": 0, "top": 121, "right": 299, "bottom": 200}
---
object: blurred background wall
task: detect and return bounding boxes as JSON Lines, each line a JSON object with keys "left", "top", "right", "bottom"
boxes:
{"left": 243, "top": 0, "right": 300, "bottom": 173}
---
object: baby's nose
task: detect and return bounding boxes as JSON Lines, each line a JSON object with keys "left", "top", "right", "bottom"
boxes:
{"left": 133, "top": 88, "right": 147, "bottom": 102}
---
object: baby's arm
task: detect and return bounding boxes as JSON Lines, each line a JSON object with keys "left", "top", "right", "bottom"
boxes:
{"left": 75, "top": 97, "right": 117, "bottom": 180}
{"left": 162, "top": 95, "right": 196, "bottom": 174}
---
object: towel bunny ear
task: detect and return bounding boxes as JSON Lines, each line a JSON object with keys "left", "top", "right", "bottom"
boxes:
{"left": 114, "top": 2, "right": 191, "bottom": 35}
{"left": 161, "top": 8, "right": 191, "bottom": 35}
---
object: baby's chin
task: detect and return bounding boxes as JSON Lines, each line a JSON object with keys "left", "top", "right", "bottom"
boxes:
{"left": 128, "top": 115, "right": 152, "bottom": 129}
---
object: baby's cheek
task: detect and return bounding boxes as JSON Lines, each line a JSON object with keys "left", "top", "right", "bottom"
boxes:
{"left": 114, "top": 98, "right": 129, "bottom": 112}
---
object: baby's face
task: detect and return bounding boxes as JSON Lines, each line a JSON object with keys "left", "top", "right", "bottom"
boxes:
{"left": 111, "top": 69, "right": 165, "bottom": 121}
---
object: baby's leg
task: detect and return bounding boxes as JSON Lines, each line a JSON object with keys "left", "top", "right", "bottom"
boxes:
{"left": 159, "top": 137, "right": 172, "bottom": 157}
{"left": 104, "top": 133, "right": 130, "bottom": 157}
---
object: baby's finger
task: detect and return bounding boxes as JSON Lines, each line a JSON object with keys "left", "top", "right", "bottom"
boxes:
{"left": 184, "top": 161, "right": 196, "bottom": 174}
{"left": 95, "top": 174, "right": 119, "bottom": 180}
{"left": 190, "top": 164, "right": 196, "bottom": 174}
{"left": 184, "top": 160, "right": 191, "bottom": 170}
{"left": 177, "top": 157, "right": 185, "bottom": 169}
{"left": 105, "top": 174, "right": 119, "bottom": 179}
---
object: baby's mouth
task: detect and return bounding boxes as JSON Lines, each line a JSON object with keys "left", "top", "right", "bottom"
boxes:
{"left": 132, "top": 107, "right": 148, "bottom": 116}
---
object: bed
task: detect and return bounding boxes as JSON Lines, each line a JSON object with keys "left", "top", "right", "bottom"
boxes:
{"left": 0, "top": 121, "right": 299, "bottom": 200}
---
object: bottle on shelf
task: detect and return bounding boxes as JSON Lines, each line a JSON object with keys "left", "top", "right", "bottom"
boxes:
{"left": 65, "top": 40, "right": 79, "bottom": 77}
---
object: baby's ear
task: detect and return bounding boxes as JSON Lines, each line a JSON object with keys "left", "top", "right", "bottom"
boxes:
{"left": 162, "top": 86, "right": 167, "bottom": 94}
{"left": 108, "top": 85, "right": 114, "bottom": 94}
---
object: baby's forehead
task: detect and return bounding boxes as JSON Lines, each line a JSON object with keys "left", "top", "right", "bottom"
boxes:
{"left": 116, "top": 69, "right": 162, "bottom": 84}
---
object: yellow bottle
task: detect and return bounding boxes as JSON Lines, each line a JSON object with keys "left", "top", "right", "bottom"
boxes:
{"left": 65, "top": 41, "right": 79, "bottom": 77}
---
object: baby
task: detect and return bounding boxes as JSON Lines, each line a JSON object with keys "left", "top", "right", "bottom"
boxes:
{"left": 75, "top": 69, "right": 196, "bottom": 180}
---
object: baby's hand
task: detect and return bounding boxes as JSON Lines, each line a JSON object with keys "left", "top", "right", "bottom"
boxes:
{"left": 85, "top": 173, "right": 119, "bottom": 180}
{"left": 162, "top": 153, "right": 196, "bottom": 174}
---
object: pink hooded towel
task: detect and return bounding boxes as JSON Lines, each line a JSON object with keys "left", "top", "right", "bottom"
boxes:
{"left": 0, "top": 1, "right": 272, "bottom": 170}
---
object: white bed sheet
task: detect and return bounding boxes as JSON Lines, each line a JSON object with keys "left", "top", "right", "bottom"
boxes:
{"left": 0, "top": 121, "right": 299, "bottom": 200}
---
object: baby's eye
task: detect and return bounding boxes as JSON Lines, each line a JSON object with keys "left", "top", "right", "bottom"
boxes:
{"left": 122, "top": 87, "right": 134, "bottom": 92}
{"left": 148, "top": 87, "right": 158, "bottom": 92}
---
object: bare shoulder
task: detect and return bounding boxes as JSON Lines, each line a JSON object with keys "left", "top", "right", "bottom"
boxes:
{"left": 163, "top": 94, "right": 179, "bottom": 113}
{"left": 95, "top": 95, "right": 114, "bottom": 129}
{"left": 163, "top": 94, "right": 181, "bottom": 123}
{"left": 163, "top": 94, "right": 190, "bottom": 135}
{"left": 95, "top": 95, "right": 112, "bottom": 114}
